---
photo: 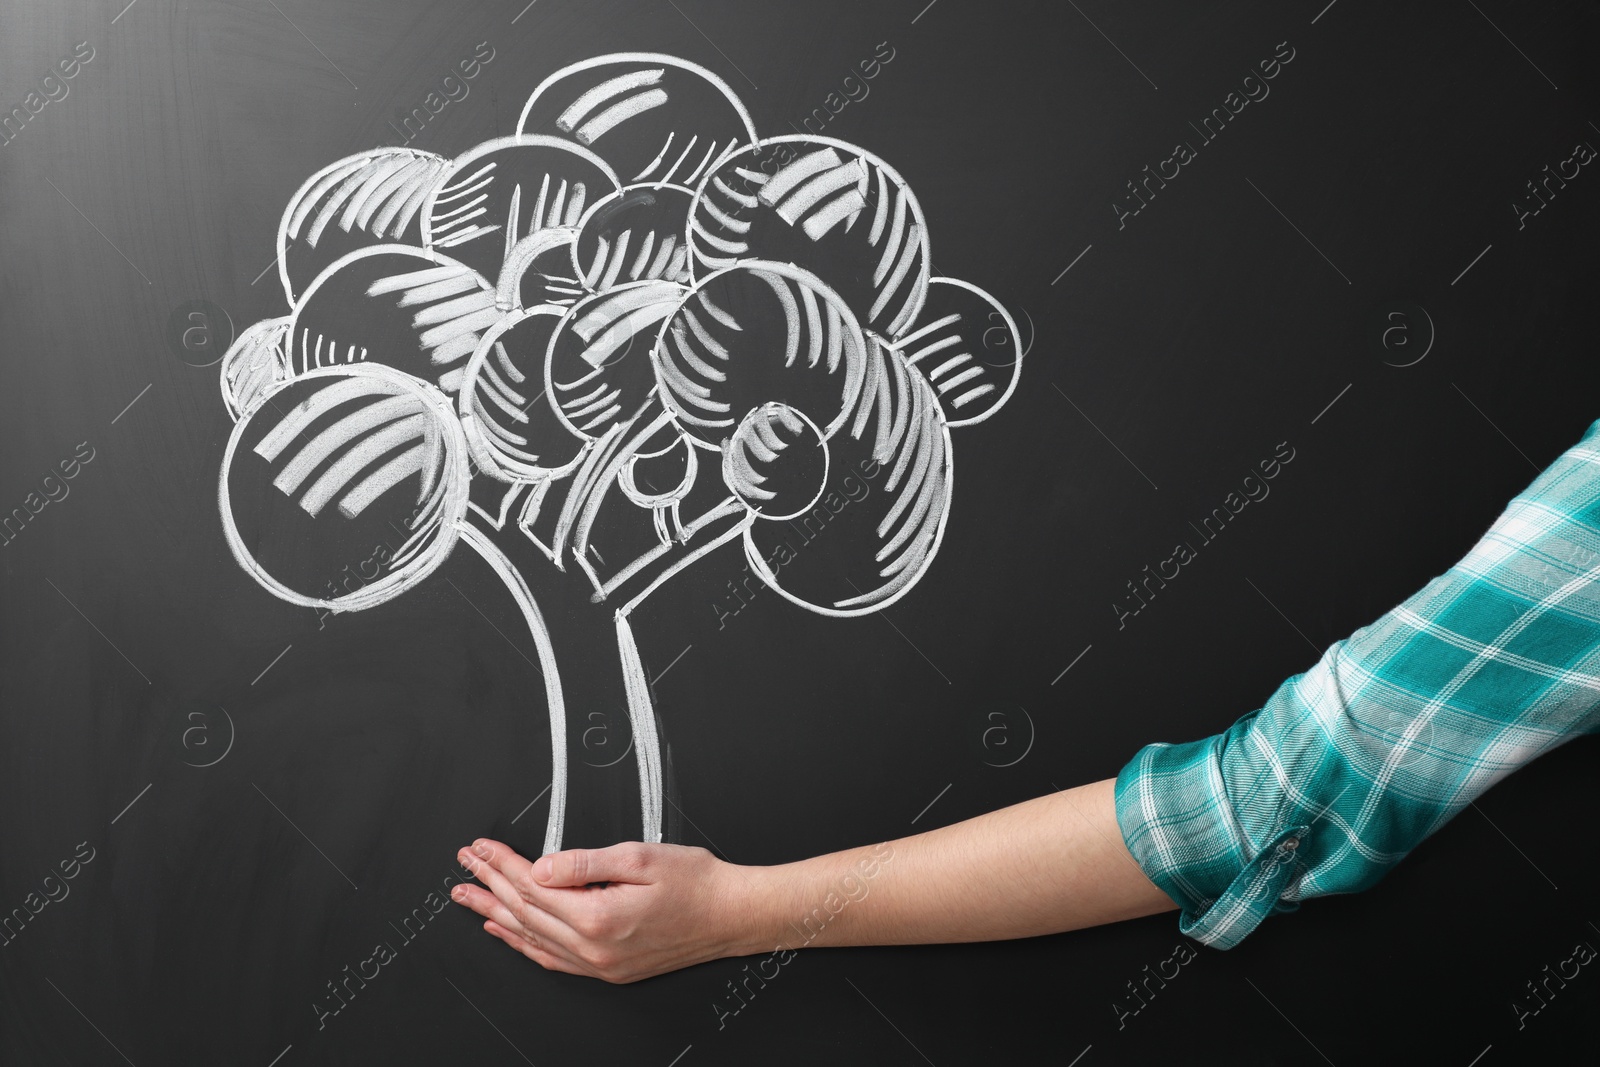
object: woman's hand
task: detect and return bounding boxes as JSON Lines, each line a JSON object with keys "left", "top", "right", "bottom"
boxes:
{"left": 452, "top": 839, "right": 760, "bottom": 983}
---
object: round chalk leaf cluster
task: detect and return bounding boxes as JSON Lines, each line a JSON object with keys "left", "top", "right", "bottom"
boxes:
{"left": 219, "top": 53, "right": 1023, "bottom": 617}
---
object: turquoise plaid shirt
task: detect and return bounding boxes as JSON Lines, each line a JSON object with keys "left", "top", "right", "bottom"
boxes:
{"left": 1115, "top": 418, "right": 1600, "bottom": 949}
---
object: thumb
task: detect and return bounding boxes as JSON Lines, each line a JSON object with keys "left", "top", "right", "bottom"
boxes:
{"left": 533, "top": 842, "right": 651, "bottom": 887}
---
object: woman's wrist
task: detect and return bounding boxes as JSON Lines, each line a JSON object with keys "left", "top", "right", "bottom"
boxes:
{"left": 725, "top": 843, "right": 896, "bottom": 955}
{"left": 708, "top": 858, "right": 789, "bottom": 959}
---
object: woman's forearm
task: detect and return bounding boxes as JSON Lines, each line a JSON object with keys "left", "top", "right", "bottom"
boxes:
{"left": 451, "top": 778, "right": 1180, "bottom": 982}
{"left": 728, "top": 779, "right": 1178, "bottom": 954}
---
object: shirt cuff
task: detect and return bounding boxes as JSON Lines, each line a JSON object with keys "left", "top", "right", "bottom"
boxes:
{"left": 1115, "top": 733, "right": 1311, "bottom": 949}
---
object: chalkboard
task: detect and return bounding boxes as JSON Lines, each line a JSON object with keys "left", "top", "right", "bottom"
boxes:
{"left": 3, "top": 1, "right": 1598, "bottom": 1063}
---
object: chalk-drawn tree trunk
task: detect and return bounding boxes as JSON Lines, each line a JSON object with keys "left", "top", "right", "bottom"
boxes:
{"left": 457, "top": 468, "right": 746, "bottom": 852}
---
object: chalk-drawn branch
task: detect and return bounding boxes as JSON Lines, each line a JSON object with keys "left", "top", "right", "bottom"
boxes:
{"left": 591, "top": 496, "right": 749, "bottom": 608}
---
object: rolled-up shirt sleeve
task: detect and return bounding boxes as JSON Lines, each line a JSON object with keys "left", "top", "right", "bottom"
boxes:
{"left": 1116, "top": 418, "right": 1600, "bottom": 949}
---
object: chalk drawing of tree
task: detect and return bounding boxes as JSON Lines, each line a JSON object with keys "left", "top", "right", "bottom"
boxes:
{"left": 218, "top": 54, "right": 1022, "bottom": 853}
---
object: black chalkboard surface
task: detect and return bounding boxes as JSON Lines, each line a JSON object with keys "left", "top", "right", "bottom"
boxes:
{"left": 3, "top": 1, "right": 1598, "bottom": 1064}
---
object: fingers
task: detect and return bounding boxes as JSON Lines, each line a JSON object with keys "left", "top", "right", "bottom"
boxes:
{"left": 458, "top": 841, "right": 538, "bottom": 911}
{"left": 462, "top": 839, "right": 652, "bottom": 931}
{"left": 532, "top": 842, "right": 654, "bottom": 888}
{"left": 455, "top": 838, "right": 668, "bottom": 979}
{"left": 456, "top": 846, "right": 584, "bottom": 949}
{"left": 482, "top": 920, "right": 592, "bottom": 978}
{"left": 452, "top": 880, "right": 595, "bottom": 974}
{"left": 449, "top": 883, "right": 527, "bottom": 939}
{"left": 452, "top": 837, "right": 731, "bottom": 984}
{"left": 464, "top": 837, "right": 604, "bottom": 921}
{"left": 464, "top": 838, "right": 538, "bottom": 889}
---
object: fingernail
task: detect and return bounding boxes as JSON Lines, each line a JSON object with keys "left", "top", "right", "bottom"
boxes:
{"left": 472, "top": 842, "right": 489, "bottom": 857}
{"left": 533, "top": 856, "right": 553, "bottom": 882}
{"left": 451, "top": 885, "right": 466, "bottom": 902}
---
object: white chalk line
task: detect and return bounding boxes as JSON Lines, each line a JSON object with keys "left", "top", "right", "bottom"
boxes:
{"left": 456, "top": 523, "right": 569, "bottom": 855}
